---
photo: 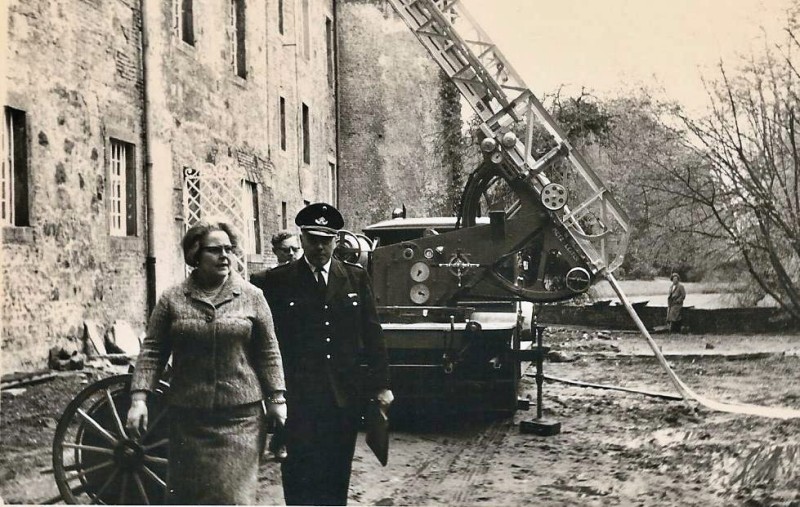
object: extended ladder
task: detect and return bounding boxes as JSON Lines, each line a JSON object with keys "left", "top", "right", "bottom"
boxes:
{"left": 387, "top": 0, "right": 631, "bottom": 274}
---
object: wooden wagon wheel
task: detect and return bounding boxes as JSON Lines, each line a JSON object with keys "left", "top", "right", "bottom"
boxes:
{"left": 52, "top": 374, "right": 170, "bottom": 504}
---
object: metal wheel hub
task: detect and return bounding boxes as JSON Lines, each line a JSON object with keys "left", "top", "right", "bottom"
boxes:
{"left": 115, "top": 439, "right": 146, "bottom": 471}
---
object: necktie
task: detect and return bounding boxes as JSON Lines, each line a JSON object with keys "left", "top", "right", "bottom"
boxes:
{"left": 315, "top": 267, "right": 327, "bottom": 298}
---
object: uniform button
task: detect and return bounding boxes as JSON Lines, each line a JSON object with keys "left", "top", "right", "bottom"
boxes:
{"left": 324, "top": 305, "right": 329, "bottom": 310}
{"left": 205, "top": 315, "right": 213, "bottom": 322}
{"left": 325, "top": 321, "right": 330, "bottom": 326}
{"left": 326, "top": 354, "right": 331, "bottom": 359}
{"left": 326, "top": 337, "right": 331, "bottom": 343}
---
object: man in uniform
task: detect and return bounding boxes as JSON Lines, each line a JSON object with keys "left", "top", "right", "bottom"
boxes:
{"left": 251, "top": 203, "right": 393, "bottom": 506}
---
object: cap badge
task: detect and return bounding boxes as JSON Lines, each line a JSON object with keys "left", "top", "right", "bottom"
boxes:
{"left": 315, "top": 217, "right": 329, "bottom": 225}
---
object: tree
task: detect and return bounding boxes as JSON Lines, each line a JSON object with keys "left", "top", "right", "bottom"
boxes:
{"left": 596, "top": 93, "right": 727, "bottom": 281}
{"left": 668, "top": 17, "right": 800, "bottom": 319}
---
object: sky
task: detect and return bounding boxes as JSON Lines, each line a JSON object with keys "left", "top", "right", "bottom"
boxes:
{"left": 460, "top": 0, "right": 792, "bottom": 113}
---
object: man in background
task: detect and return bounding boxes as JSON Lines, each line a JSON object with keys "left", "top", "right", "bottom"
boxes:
{"left": 271, "top": 230, "right": 303, "bottom": 266}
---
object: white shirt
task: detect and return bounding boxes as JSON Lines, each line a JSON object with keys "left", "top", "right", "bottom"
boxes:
{"left": 304, "top": 256, "right": 332, "bottom": 285}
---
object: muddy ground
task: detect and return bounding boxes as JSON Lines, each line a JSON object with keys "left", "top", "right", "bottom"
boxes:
{"left": 2, "top": 329, "right": 799, "bottom": 506}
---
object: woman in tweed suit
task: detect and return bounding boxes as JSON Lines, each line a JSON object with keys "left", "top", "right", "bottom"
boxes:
{"left": 126, "top": 220, "right": 287, "bottom": 504}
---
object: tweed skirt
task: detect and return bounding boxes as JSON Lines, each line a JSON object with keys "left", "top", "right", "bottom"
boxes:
{"left": 167, "top": 403, "right": 264, "bottom": 505}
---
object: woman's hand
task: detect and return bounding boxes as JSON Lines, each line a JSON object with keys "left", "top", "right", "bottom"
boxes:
{"left": 265, "top": 391, "right": 287, "bottom": 426}
{"left": 126, "top": 392, "right": 148, "bottom": 439}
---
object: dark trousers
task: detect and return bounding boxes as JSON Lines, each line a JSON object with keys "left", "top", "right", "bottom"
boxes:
{"left": 281, "top": 391, "right": 360, "bottom": 506}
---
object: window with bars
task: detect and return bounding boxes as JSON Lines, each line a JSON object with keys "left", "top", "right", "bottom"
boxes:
{"left": 2, "top": 107, "right": 29, "bottom": 227}
{"left": 243, "top": 180, "right": 261, "bottom": 254}
{"left": 280, "top": 96, "right": 287, "bottom": 151}
{"left": 301, "top": 103, "right": 310, "bottom": 165}
{"left": 108, "top": 139, "right": 137, "bottom": 236}
{"left": 231, "top": 0, "right": 247, "bottom": 78}
{"left": 173, "top": 0, "right": 195, "bottom": 46}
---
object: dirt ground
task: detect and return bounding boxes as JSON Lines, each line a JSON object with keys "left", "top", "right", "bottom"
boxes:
{"left": 2, "top": 329, "right": 799, "bottom": 506}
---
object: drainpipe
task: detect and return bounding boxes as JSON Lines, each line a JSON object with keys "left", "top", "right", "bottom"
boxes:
{"left": 140, "top": 0, "right": 157, "bottom": 315}
{"left": 333, "top": 0, "right": 340, "bottom": 207}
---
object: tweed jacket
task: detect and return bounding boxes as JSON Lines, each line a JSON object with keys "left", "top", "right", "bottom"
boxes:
{"left": 131, "top": 271, "right": 286, "bottom": 409}
{"left": 251, "top": 258, "right": 389, "bottom": 408}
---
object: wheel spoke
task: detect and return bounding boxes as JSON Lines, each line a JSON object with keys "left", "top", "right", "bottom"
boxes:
{"left": 143, "top": 438, "right": 169, "bottom": 451}
{"left": 65, "top": 458, "right": 115, "bottom": 482}
{"left": 142, "top": 409, "right": 167, "bottom": 441}
{"left": 63, "top": 443, "right": 115, "bottom": 455}
{"left": 144, "top": 455, "right": 168, "bottom": 466}
{"left": 133, "top": 472, "right": 150, "bottom": 505}
{"left": 141, "top": 465, "right": 167, "bottom": 489}
{"left": 90, "top": 469, "right": 119, "bottom": 504}
{"left": 77, "top": 408, "right": 119, "bottom": 445}
{"left": 105, "top": 388, "right": 127, "bottom": 437}
{"left": 119, "top": 473, "right": 129, "bottom": 504}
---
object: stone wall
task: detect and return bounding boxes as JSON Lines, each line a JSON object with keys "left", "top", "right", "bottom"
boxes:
{"left": 537, "top": 304, "right": 792, "bottom": 334}
{"left": 3, "top": 0, "right": 338, "bottom": 372}
{"left": 3, "top": 0, "right": 148, "bottom": 371}
{"left": 336, "top": 0, "right": 462, "bottom": 232}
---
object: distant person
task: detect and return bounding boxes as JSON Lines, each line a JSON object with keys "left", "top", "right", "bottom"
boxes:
{"left": 667, "top": 272, "right": 686, "bottom": 333}
{"left": 252, "top": 202, "right": 393, "bottom": 506}
{"left": 272, "top": 230, "right": 303, "bottom": 266}
{"left": 126, "top": 219, "right": 286, "bottom": 504}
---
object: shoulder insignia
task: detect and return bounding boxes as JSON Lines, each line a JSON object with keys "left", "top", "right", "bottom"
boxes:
{"left": 341, "top": 260, "right": 366, "bottom": 270}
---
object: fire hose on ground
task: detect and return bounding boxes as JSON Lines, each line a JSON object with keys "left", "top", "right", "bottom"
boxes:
{"left": 538, "top": 272, "right": 800, "bottom": 419}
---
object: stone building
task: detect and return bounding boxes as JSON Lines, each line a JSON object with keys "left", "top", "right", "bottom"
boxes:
{"left": 2, "top": 0, "right": 461, "bottom": 372}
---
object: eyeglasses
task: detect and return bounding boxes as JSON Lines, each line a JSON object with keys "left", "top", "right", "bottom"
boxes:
{"left": 201, "top": 245, "right": 235, "bottom": 256}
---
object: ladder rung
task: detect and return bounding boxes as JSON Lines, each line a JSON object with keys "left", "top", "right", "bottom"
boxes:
{"left": 561, "top": 188, "right": 607, "bottom": 223}
{"left": 417, "top": 17, "right": 436, "bottom": 32}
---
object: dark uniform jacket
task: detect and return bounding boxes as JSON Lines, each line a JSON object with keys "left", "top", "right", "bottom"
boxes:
{"left": 251, "top": 258, "right": 389, "bottom": 408}
{"left": 131, "top": 271, "right": 286, "bottom": 408}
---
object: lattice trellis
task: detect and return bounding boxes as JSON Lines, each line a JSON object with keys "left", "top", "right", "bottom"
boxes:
{"left": 183, "top": 164, "right": 250, "bottom": 277}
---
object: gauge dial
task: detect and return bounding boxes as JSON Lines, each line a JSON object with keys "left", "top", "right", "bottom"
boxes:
{"left": 409, "top": 283, "right": 430, "bottom": 304}
{"left": 410, "top": 261, "right": 430, "bottom": 282}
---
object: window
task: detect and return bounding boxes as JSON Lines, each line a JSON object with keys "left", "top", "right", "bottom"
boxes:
{"left": 244, "top": 181, "right": 261, "bottom": 254}
{"left": 279, "top": 96, "right": 287, "bottom": 151}
{"left": 281, "top": 201, "right": 287, "bottom": 229}
{"left": 231, "top": 0, "right": 247, "bottom": 78}
{"left": 301, "top": 0, "right": 310, "bottom": 60}
{"left": 108, "top": 139, "right": 137, "bottom": 236}
{"left": 328, "top": 162, "right": 337, "bottom": 205}
{"left": 1, "top": 107, "right": 29, "bottom": 226}
{"left": 301, "top": 103, "right": 310, "bottom": 164}
{"left": 278, "top": 0, "right": 284, "bottom": 35}
{"left": 180, "top": 0, "right": 195, "bottom": 45}
{"left": 325, "top": 17, "right": 334, "bottom": 88}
